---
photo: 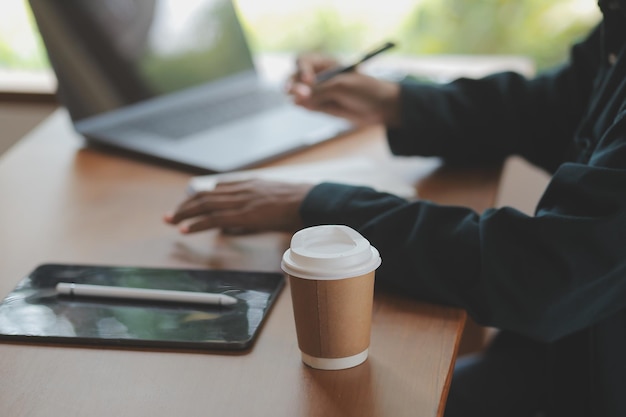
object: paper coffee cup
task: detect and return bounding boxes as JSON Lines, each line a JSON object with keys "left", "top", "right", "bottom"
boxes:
{"left": 282, "top": 225, "right": 381, "bottom": 370}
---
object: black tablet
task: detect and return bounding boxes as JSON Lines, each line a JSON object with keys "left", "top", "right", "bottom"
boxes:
{"left": 0, "top": 264, "right": 285, "bottom": 351}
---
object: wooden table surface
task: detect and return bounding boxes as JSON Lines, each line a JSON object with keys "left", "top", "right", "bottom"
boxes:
{"left": 0, "top": 109, "right": 501, "bottom": 417}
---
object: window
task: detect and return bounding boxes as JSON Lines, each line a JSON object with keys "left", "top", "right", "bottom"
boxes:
{"left": 0, "top": 0, "right": 54, "bottom": 94}
{"left": 0, "top": 0, "right": 601, "bottom": 95}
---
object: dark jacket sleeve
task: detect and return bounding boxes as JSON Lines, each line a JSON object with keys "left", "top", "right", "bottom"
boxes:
{"left": 386, "top": 25, "right": 602, "bottom": 173}
{"left": 300, "top": 25, "right": 626, "bottom": 344}
{"left": 301, "top": 134, "right": 626, "bottom": 343}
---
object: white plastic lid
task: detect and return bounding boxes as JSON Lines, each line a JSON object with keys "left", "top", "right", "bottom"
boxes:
{"left": 281, "top": 225, "right": 381, "bottom": 280}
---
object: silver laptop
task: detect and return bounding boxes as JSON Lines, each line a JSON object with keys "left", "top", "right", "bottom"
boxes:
{"left": 29, "top": 0, "right": 351, "bottom": 172}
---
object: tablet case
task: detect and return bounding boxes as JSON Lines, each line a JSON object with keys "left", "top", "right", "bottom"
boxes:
{"left": 0, "top": 264, "right": 284, "bottom": 351}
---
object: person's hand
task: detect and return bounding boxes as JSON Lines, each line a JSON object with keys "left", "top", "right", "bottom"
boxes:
{"left": 164, "top": 179, "right": 315, "bottom": 234}
{"left": 286, "top": 53, "right": 402, "bottom": 128}
{"left": 287, "top": 52, "right": 340, "bottom": 91}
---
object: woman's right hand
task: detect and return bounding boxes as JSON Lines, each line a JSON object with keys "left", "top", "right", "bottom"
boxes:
{"left": 286, "top": 53, "right": 402, "bottom": 128}
{"left": 287, "top": 52, "right": 340, "bottom": 91}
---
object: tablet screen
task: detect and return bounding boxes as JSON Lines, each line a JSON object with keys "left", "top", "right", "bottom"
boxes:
{"left": 0, "top": 264, "right": 284, "bottom": 351}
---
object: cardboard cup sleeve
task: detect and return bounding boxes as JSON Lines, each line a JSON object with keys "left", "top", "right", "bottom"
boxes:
{"left": 282, "top": 225, "right": 381, "bottom": 370}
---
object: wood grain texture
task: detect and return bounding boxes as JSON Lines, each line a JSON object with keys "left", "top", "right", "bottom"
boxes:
{"left": 0, "top": 109, "right": 501, "bottom": 417}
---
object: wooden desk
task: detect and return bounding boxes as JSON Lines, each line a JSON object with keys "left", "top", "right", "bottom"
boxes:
{"left": 0, "top": 109, "right": 500, "bottom": 417}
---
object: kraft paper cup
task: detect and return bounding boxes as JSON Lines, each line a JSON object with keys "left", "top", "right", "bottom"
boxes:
{"left": 281, "top": 225, "right": 381, "bottom": 370}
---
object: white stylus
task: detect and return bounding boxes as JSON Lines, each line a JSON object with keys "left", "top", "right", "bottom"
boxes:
{"left": 55, "top": 282, "right": 237, "bottom": 306}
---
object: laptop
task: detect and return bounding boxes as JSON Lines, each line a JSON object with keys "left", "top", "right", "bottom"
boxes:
{"left": 29, "top": 0, "right": 352, "bottom": 172}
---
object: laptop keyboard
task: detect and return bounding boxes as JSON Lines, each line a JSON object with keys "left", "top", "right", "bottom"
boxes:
{"left": 128, "top": 90, "right": 287, "bottom": 139}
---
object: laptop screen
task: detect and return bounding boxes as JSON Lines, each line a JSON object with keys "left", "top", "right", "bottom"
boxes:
{"left": 31, "top": 0, "right": 256, "bottom": 120}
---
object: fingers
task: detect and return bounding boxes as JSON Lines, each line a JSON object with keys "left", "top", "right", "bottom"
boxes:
{"left": 295, "top": 55, "right": 317, "bottom": 85}
{"left": 285, "top": 56, "right": 318, "bottom": 96}
{"left": 297, "top": 75, "right": 365, "bottom": 118}
{"left": 289, "top": 83, "right": 313, "bottom": 105}
{"left": 176, "top": 208, "right": 252, "bottom": 234}
{"left": 297, "top": 74, "right": 401, "bottom": 126}
{"left": 164, "top": 181, "right": 249, "bottom": 224}
{"left": 164, "top": 179, "right": 310, "bottom": 235}
{"left": 286, "top": 53, "right": 339, "bottom": 98}
{"left": 165, "top": 201, "right": 253, "bottom": 234}
{"left": 164, "top": 194, "right": 242, "bottom": 225}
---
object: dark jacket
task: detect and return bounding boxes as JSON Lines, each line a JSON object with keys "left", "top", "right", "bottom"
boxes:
{"left": 300, "top": 1, "right": 626, "bottom": 416}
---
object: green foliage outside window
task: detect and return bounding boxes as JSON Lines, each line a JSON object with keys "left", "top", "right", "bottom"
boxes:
{"left": 398, "top": 0, "right": 600, "bottom": 70}
{"left": 240, "top": 0, "right": 601, "bottom": 71}
{"left": 1, "top": 0, "right": 602, "bottom": 74}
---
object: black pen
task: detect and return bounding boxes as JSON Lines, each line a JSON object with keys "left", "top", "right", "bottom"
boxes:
{"left": 315, "top": 41, "right": 396, "bottom": 83}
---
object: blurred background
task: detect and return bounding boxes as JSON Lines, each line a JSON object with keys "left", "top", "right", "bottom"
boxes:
{"left": 0, "top": 0, "right": 601, "bottom": 79}
{"left": 0, "top": 0, "right": 602, "bottom": 156}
